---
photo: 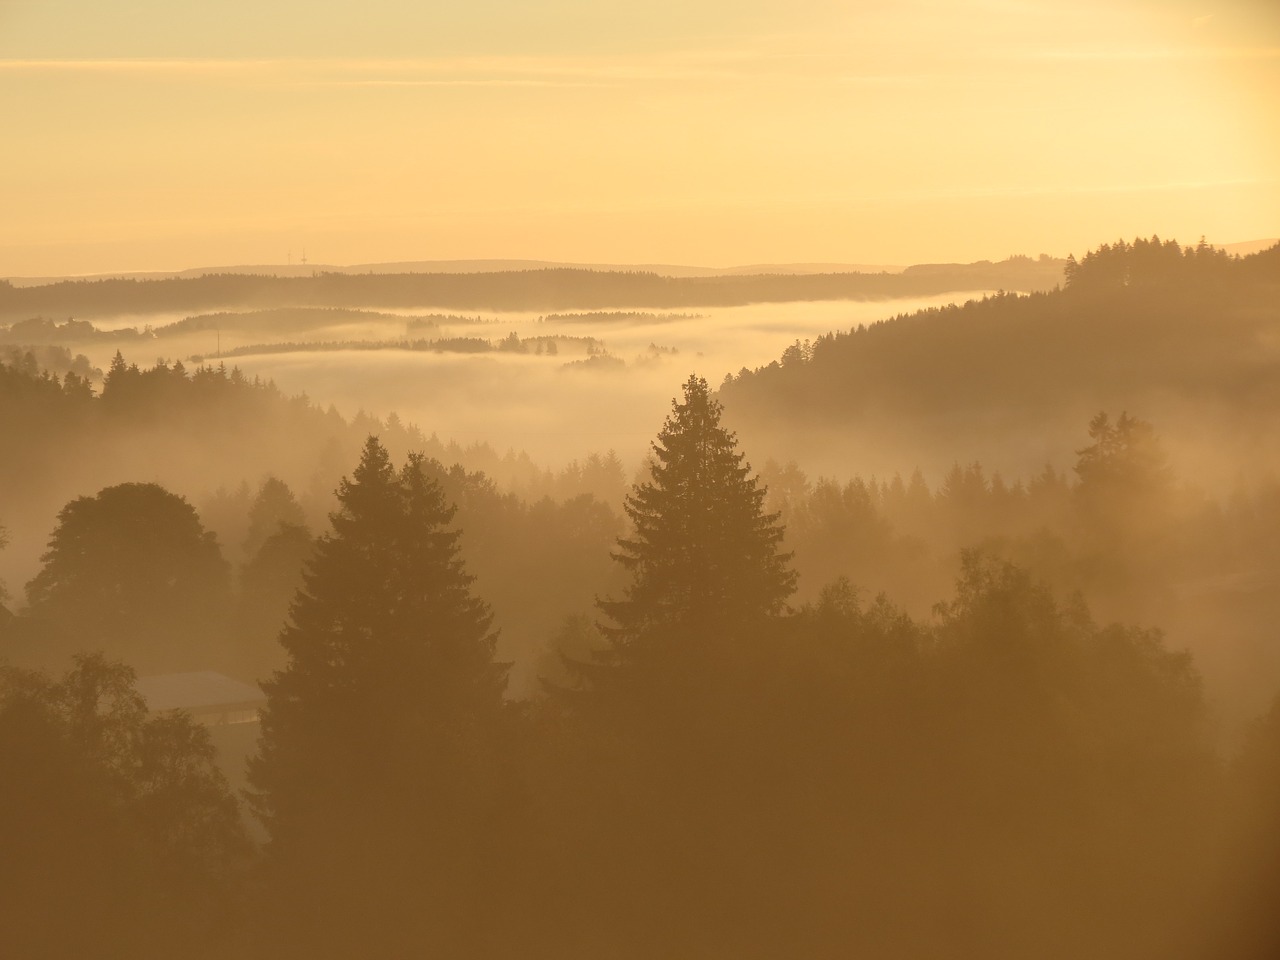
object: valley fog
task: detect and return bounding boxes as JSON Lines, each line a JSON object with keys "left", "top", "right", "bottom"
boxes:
{"left": 68, "top": 293, "right": 994, "bottom": 467}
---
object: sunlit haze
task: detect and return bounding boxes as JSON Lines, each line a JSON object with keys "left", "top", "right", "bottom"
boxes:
{"left": 5, "top": 3, "right": 1280, "bottom": 957}
{"left": 2, "top": 0, "right": 1277, "bottom": 275}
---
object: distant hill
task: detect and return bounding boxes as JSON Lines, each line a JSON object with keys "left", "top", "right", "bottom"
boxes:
{"left": 1218, "top": 238, "right": 1279, "bottom": 257}
{"left": 719, "top": 238, "right": 1280, "bottom": 483}
{"left": 3, "top": 258, "right": 911, "bottom": 287}
{"left": 0, "top": 256, "right": 1063, "bottom": 322}
{"left": 7, "top": 240, "right": 1269, "bottom": 288}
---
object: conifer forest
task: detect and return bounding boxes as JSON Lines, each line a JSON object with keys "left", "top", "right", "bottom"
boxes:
{"left": 4, "top": 1, "right": 1280, "bottom": 955}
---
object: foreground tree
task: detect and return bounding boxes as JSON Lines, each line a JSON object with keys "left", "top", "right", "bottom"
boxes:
{"left": 598, "top": 374, "right": 795, "bottom": 665}
{"left": 543, "top": 377, "right": 798, "bottom": 957}
{"left": 249, "top": 437, "right": 510, "bottom": 957}
{"left": 919, "top": 552, "right": 1215, "bottom": 959}
{"left": 0, "top": 653, "right": 246, "bottom": 959}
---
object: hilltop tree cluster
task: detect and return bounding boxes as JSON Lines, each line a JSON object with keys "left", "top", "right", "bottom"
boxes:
{"left": 1062, "top": 235, "right": 1237, "bottom": 290}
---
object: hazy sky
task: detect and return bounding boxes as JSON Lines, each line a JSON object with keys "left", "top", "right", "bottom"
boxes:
{"left": 2, "top": 0, "right": 1276, "bottom": 274}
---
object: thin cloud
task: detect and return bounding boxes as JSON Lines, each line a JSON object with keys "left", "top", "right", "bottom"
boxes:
{"left": 299, "top": 78, "right": 600, "bottom": 89}
{"left": 1016, "top": 44, "right": 1280, "bottom": 62}
{"left": 0, "top": 55, "right": 719, "bottom": 79}
{"left": 883, "top": 176, "right": 1273, "bottom": 204}
{"left": 833, "top": 73, "right": 934, "bottom": 86}
{"left": 0, "top": 53, "right": 927, "bottom": 87}
{"left": 695, "top": 177, "right": 1277, "bottom": 210}
{"left": 0, "top": 58, "right": 271, "bottom": 73}
{"left": 894, "top": 176, "right": 1275, "bottom": 204}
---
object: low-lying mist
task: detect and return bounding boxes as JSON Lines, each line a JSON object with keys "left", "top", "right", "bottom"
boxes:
{"left": 58, "top": 293, "right": 994, "bottom": 467}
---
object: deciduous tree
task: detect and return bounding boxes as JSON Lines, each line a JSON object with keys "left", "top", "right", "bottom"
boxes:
{"left": 25, "top": 483, "right": 229, "bottom": 672}
{"left": 0, "top": 653, "right": 246, "bottom": 959}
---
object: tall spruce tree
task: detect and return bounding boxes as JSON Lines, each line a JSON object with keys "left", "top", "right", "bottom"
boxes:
{"left": 599, "top": 374, "right": 795, "bottom": 666}
{"left": 248, "top": 437, "right": 507, "bottom": 956}
{"left": 549, "top": 377, "right": 797, "bottom": 956}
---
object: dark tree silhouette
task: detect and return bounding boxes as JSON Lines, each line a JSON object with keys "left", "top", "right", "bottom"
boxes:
{"left": 24, "top": 483, "right": 229, "bottom": 672}
{"left": 542, "top": 377, "right": 799, "bottom": 958}
{"left": 598, "top": 374, "right": 795, "bottom": 661}
{"left": 0, "top": 653, "right": 246, "bottom": 959}
{"left": 248, "top": 436, "right": 509, "bottom": 957}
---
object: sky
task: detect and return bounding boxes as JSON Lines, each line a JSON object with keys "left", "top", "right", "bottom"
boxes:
{"left": 1, "top": 0, "right": 1277, "bottom": 274}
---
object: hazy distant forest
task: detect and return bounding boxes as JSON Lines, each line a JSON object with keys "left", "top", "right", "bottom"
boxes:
{"left": 3, "top": 237, "right": 1280, "bottom": 958}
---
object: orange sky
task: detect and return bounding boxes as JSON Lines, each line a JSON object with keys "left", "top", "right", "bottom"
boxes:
{"left": 1, "top": 0, "right": 1276, "bottom": 274}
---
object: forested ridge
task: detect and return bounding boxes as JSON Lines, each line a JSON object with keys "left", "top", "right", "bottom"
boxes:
{"left": 0, "top": 255, "right": 1062, "bottom": 321}
{"left": 1, "top": 242, "right": 1279, "bottom": 957}
{"left": 721, "top": 238, "right": 1280, "bottom": 477}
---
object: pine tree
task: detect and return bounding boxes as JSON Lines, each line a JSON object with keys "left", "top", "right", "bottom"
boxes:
{"left": 554, "top": 378, "right": 797, "bottom": 955}
{"left": 248, "top": 437, "right": 507, "bottom": 955}
{"left": 598, "top": 374, "right": 795, "bottom": 666}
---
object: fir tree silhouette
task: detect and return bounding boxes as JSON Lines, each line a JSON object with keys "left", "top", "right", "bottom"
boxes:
{"left": 598, "top": 374, "right": 795, "bottom": 667}
{"left": 249, "top": 437, "right": 507, "bottom": 957}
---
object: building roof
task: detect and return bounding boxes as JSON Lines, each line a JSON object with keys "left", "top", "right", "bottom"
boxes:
{"left": 135, "top": 671, "right": 265, "bottom": 713}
